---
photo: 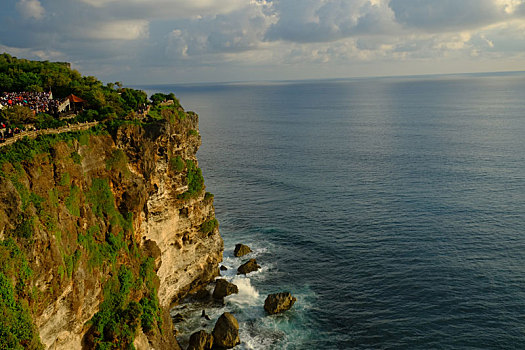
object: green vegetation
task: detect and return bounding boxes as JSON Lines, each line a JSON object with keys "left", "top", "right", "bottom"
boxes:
{"left": 149, "top": 93, "right": 179, "bottom": 106}
{"left": 0, "top": 53, "right": 80, "bottom": 95}
{"left": 179, "top": 160, "right": 204, "bottom": 200}
{"left": 90, "top": 258, "right": 162, "bottom": 349}
{"left": 13, "top": 217, "right": 34, "bottom": 239}
{"left": 169, "top": 155, "right": 185, "bottom": 173}
{"left": 188, "top": 129, "right": 199, "bottom": 137}
{"left": 0, "top": 55, "right": 201, "bottom": 348}
{"left": 90, "top": 266, "right": 142, "bottom": 349}
{"left": 65, "top": 185, "right": 81, "bottom": 217}
{"left": 1, "top": 105, "right": 35, "bottom": 125}
{"left": 87, "top": 178, "right": 132, "bottom": 232}
{"left": 0, "top": 53, "right": 147, "bottom": 119}
{"left": 201, "top": 218, "right": 219, "bottom": 235}
{"left": 0, "top": 239, "right": 42, "bottom": 349}
{"left": 0, "top": 128, "right": 106, "bottom": 166}
{"left": 71, "top": 151, "right": 82, "bottom": 164}
{"left": 106, "top": 149, "right": 129, "bottom": 175}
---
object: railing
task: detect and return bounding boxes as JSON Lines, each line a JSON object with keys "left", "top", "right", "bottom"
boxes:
{"left": 0, "top": 121, "right": 99, "bottom": 148}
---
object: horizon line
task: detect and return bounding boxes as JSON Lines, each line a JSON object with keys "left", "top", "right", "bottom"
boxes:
{"left": 128, "top": 69, "right": 525, "bottom": 88}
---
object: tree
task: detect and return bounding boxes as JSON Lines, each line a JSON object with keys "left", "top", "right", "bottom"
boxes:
{"left": 1, "top": 106, "right": 35, "bottom": 125}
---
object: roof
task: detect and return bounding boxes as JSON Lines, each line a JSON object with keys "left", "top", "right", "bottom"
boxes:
{"left": 66, "top": 94, "right": 87, "bottom": 103}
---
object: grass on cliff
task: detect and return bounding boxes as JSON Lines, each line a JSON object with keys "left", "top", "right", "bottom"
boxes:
{"left": 201, "top": 218, "right": 219, "bottom": 235}
{"left": 0, "top": 239, "right": 43, "bottom": 350}
{"left": 89, "top": 260, "right": 162, "bottom": 349}
{"left": 0, "top": 128, "right": 106, "bottom": 167}
{"left": 169, "top": 155, "right": 185, "bottom": 173}
{"left": 178, "top": 159, "right": 204, "bottom": 200}
{"left": 147, "top": 103, "right": 186, "bottom": 124}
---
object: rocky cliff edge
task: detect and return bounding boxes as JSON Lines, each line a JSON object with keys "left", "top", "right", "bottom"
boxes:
{"left": 0, "top": 109, "right": 223, "bottom": 349}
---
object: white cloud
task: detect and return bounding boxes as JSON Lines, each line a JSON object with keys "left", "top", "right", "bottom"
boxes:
{"left": 266, "top": 0, "right": 399, "bottom": 43}
{"left": 2, "top": 0, "right": 525, "bottom": 83}
{"left": 165, "top": 0, "right": 276, "bottom": 58}
{"left": 81, "top": 20, "right": 149, "bottom": 40}
{"left": 80, "top": 0, "right": 247, "bottom": 19}
{"left": 16, "top": 0, "right": 45, "bottom": 20}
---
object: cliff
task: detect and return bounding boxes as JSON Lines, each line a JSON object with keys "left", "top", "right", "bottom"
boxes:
{"left": 0, "top": 108, "right": 223, "bottom": 349}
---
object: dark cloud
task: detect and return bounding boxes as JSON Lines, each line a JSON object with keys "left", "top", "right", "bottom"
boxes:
{"left": 389, "top": 0, "right": 506, "bottom": 31}
{"left": 265, "top": 0, "right": 396, "bottom": 43}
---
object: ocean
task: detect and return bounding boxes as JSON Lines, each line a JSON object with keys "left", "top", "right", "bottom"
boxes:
{"left": 136, "top": 72, "right": 525, "bottom": 349}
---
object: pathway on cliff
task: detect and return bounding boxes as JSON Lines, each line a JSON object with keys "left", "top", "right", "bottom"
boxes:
{"left": 0, "top": 121, "right": 99, "bottom": 148}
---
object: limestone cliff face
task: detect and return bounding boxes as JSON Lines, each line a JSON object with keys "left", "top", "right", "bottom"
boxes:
{"left": 116, "top": 114, "right": 223, "bottom": 308}
{"left": 0, "top": 111, "right": 223, "bottom": 349}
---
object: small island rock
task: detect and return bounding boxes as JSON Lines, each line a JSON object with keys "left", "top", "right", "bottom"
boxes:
{"left": 237, "top": 259, "right": 260, "bottom": 275}
{"left": 264, "top": 292, "right": 297, "bottom": 315}
{"left": 213, "top": 279, "right": 239, "bottom": 299}
{"left": 234, "top": 244, "right": 252, "bottom": 257}
{"left": 212, "top": 312, "right": 240, "bottom": 349}
{"left": 187, "top": 330, "right": 213, "bottom": 350}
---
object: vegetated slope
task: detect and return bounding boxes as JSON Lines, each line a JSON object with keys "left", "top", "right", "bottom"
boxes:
{"left": 0, "top": 55, "right": 223, "bottom": 349}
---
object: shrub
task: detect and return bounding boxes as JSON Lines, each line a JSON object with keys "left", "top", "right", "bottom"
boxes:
{"left": 201, "top": 218, "right": 219, "bottom": 235}
{"left": 0, "top": 239, "right": 42, "bottom": 349}
{"left": 13, "top": 217, "right": 34, "bottom": 239}
{"left": 169, "top": 156, "right": 185, "bottom": 172}
{"left": 65, "top": 185, "right": 81, "bottom": 217}
{"left": 71, "top": 151, "right": 82, "bottom": 164}
{"left": 178, "top": 160, "right": 204, "bottom": 199}
{"left": 106, "top": 149, "right": 129, "bottom": 176}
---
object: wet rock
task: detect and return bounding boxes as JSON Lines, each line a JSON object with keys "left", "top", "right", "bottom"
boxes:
{"left": 212, "top": 279, "right": 239, "bottom": 299}
{"left": 201, "top": 310, "right": 211, "bottom": 321}
{"left": 187, "top": 330, "right": 213, "bottom": 350}
{"left": 264, "top": 292, "right": 297, "bottom": 315}
{"left": 220, "top": 265, "right": 228, "bottom": 271}
{"left": 212, "top": 313, "right": 240, "bottom": 349}
{"left": 233, "top": 244, "right": 252, "bottom": 257}
{"left": 173, "top": 313, "right": 185, "bottom": 323}
{"left": 237, "top": 259, "right": 260, "bottom": 275}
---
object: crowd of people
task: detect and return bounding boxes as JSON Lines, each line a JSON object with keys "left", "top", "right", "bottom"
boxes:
{"left": 0, "top": 121, "right": 24, "bottom": 142}
{"left": 0, "top": 91, "right": 60, "bottom": 114}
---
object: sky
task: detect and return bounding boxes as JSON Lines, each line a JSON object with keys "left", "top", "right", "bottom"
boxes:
{"left": 1, "top": 0, "right": 525, "bottom": 84}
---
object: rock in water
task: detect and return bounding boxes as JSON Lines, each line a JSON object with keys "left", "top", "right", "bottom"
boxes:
{"left": 187, "top": 330, "right": 213, "bottom": 350}
{"left": 233, "top": 244, "right": 252, "bottom": 257}
{"left": 213, "top": 279, "right": 239, "bottom": 299}
{"left": 237, "top": 258, "right": 260, "bottom": 275}
{"left": 264, "top": 292, "right": 297, "bottom": 315}
{"left": 212, "top": 312, "right": 240, "bottom": 349}
{"left": 220, "top": 265, "right": 228, "bottom": 271}
{"left": 201, "top": 310, "right": 211, "bottom": 321}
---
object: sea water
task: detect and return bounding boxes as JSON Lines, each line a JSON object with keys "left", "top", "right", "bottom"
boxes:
{"left": 136, "top": 72, "right": 525, "bottom": 349}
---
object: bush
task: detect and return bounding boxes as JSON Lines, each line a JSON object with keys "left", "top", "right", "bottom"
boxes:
{"left": 65, "top": 185, "right": 81, "bottom": 217}
{"left": 201, "top": 218, "right": 218, "bottom": 235}
{"left": 13, "top": 217, "right": 34, "bottom": 239}
{"left": 106, "top": 149, "right": 129, "bottom": 175}
{"left": 178, "top": 160, "right": 204, "bottom": 199}
{"left": 169, "top": 156, "right": 185, "bottom": 172}
{"left": 0, "top": 239, "right": 42, "bottom": 349}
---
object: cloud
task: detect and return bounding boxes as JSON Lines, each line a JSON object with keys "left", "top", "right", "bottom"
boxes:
{"left": 16, "top": 0, "right": 45, "bottom": 20}
{"left": 81, "top": 20, "right": 149, "bottom": 40}
{"left": 1, "top": 0, "right": 525, "bottom": 83}
{"left": 389, "top": 0, "right": 525, "bottom": 31}
{"left": 79, "top": 0, "right": 247, "bottom": 19}
{"left": 164, "top": 1, "right": 276, "bottom": 58}
{"left": 265, "top": 0, "right": 399, "bottom": 43}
